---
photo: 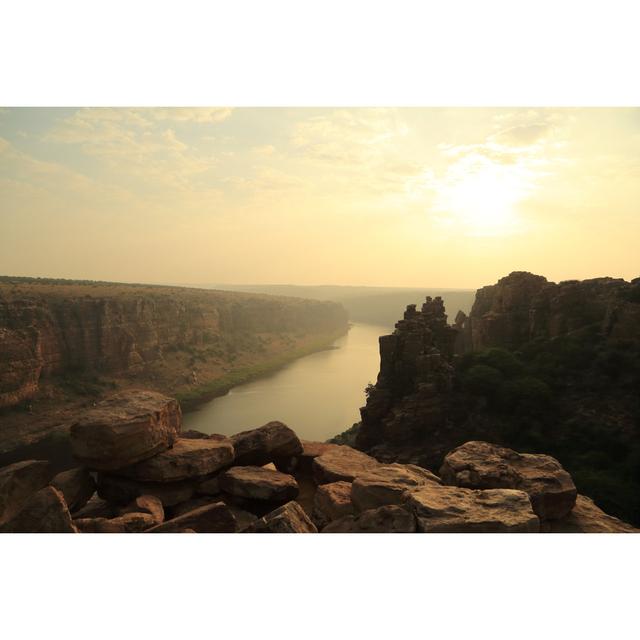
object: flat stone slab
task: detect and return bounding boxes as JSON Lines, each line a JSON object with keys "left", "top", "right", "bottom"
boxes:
{"left": 70, "top": 390, "right": 181, "bottom": 470}
{"left": 231, "top": 421, "right": 303, "bottom": 466}
{"left": 244, "top": 501, "right": 317, "bottom": 533}
{"left": 0, "top": 459, "right": 53, "bottom": 525}
{"left": 440, "top": 440, "right": 577, "bottom": 520}
{"left": 351, "top": 463, "right": 441, "bottom": 512}
{"left": 118, "top": 495, "right": 164, "bottom": 526}
{"left": 116, "top": 437, "right": 234, "bottom": 482}
{"left": 323, "top": 505, "right": 417, "bottom": 533}
{"left": 146, "top": 501, "right": 236, "bottom": 533}
{"left": 312, "top": 481, "right": 354, "bottom": 529}
{"left": 219, "top": 466, "right": 299, "bottom": 502}
{"left": 312, "top": 446, "right": 379, "bottom": 484}
{"left": 404, "top": 483, "right": 540, "bottom": 533}
{"left": 0, "top": 486, "right": 78, "bottom": 533}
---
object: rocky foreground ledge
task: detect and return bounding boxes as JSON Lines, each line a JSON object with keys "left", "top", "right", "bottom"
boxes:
{"left": 0, "top": 390, "right": 636, "bottom": 533}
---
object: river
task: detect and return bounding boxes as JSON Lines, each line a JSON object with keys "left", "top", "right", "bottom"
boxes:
{"left": 182, "top": 323, "right": 389, "bottom": 442}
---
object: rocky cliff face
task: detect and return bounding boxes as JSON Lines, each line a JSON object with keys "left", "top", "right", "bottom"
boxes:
{"left": 0, "top": 278, "right": 348, "bottom": 411}
{"left": 457, "top": 271, "right": 640, "bottom": 352}
{"left": 354, "top": 271, "right": 640, "bottom": 525}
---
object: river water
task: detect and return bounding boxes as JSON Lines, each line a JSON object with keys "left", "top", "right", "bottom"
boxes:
{"left": 182, "top": 323, "right": 389, "bottom": 442}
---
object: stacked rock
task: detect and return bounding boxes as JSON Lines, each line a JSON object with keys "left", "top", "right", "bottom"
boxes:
{"left": 0, "top": 389, "right": 637, "bottom": 533}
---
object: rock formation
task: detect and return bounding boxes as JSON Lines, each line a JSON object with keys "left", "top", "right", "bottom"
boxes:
{"left": 0, "top": 277, "right": 348, "bottom": 425}
{"left": 0, "top": 386, "right": 635, "bottom": 533}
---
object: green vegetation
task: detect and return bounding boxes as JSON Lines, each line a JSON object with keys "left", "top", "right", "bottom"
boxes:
{"left": 175, "top": 328, "right": 347, "bottom": 410}
{"left": 456, "top": 337, "right": 640, "bottom": 525}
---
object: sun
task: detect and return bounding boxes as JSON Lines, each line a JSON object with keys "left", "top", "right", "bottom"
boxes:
{"left": 435, "top": 160, "right": 531, "bottom": 237}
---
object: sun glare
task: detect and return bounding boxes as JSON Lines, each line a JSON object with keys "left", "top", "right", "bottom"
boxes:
{"left": 435, "top": 160, "right": 532, "bottom": 236}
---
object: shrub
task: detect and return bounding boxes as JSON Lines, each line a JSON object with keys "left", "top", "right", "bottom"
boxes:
{"left": 462, "top": 364, "right": 503, "bottom": 397}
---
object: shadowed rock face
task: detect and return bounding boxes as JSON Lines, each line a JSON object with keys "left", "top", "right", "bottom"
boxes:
{"left": 460, "top": 271, "right": 640, "bottom": 351}
{"left": 116, "top": 437, "right": 234, "bottom": 482}
{"left": 231, "top": 422, "right": 303, "bottom": 467}
{"left": 404, "top": 484, "right": 540, "bottom": 533}
{"left": 70, "top": 390, "right": 181, "bottom": 470}
{"left": 312, "top": 481, "right": 354, "bottom": 529}
{"left": 146, "top": 501, "right": 236, "bottom": 533}
{"left": 0, "top": 459, "right": 53, "bottom": 525}
{"left": 51, "top": 467, "right": 96, "bottom": 513}
{"left": 440, "top": 441, "right": 577, "bottom": 520}
{"left": 0, "top": 486, "right": 78, "bottom": 533}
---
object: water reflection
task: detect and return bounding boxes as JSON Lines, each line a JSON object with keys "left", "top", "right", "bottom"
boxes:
{"left": 183, "top": 323, "right": 388, "bottom": 441}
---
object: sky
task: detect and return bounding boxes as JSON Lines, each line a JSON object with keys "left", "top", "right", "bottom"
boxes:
{"left": 0, "top": 107, "right": 638, "bottom": 289}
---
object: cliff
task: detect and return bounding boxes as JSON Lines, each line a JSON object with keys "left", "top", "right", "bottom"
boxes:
{"left": 354, "top": 271, "right": 640, "bottom": 525}
{"left": 0, "top": 277, "right": 348, "bottom": 450}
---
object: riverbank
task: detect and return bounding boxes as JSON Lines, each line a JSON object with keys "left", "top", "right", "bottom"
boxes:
{"left": 175, "top": 325, "right": 350, "bottom": 411}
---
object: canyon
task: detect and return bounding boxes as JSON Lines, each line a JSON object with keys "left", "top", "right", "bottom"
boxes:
{"left": 1, "top": 271, "right": 638, "bottom": 532}
{"left": 0, "top": 276, "right": 348, "bottom": 454}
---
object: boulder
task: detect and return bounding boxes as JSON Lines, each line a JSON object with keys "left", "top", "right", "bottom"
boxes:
{"left": 440, "top": 441, "right": 577, "bottom": 520}
{"left": 0, "top": 460, "right": 53, "bottom": 525}
{"left": 119, "top": 495, "right": 164, "bottom": 526}
{"left": 312, "top": 446, "right": 379, "bottom": 484}
{"left": 74, "top": 517, "right": 126, "bottom": 533}
{"left": 219, "top": 466, "right": 299, "bottom": 502}
{"left": 195, "top": 475, "right": 221, "bottom": 496}
{"left": 69, "top": 390, "right": 181, "bottom": 471}
{"left": 274, "top": 440, "right": 342, "bottom": 474}
{"left": 404, "top": 483, "right": 540, "bottom": 533}
{"left": 231, "top": 421, "right": 302, "bottom": 466}
{"left": 244, "top": 501, "right": 317, "bottom": 533}
{"left": 71, "top": 493, "right": 115, "bottom": 519}
{"left": 548, "top": 495, "right": 639, "bottom": 533}
{"left": 167, "top": 497, "right": 218, "bottom": 519}
{"left": 323, "top": 505, "right": 417, "bottom": 533}
{"left": 96, "top": 472, "right": 194, "bottom": 507}
{"left": 116, "top": 437, "right": 234, "bottom": 482}
{"left": 51, "top": 467, "right": 96, "bottom": 512}
{"left": 351, "top": 463, "right": 441, "bottom": 512}
{"left": 227, "top": 505, "right": 259, "bottom": 532}
{"left": 0, "top": 486, "right": 78, "bottom": 533}
{"left": 146, "top": 501, "right": 236, "bottom": 533}
{"left": 312, "top": 481, "right": 354, "bottom": 529}
{"left": 108, "top": 512, "right": 158, "bottom": 533}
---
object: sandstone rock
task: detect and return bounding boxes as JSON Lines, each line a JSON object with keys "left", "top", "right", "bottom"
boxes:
{"left": 119, "top": 495, "right": 164, "bottom": 525}
{"left": 219, "top": 466, "right": 298, "bottom": 502}
{"left": 274, "top": 440, "right": 342, "bottom": 474}
{"left": 231, "top": 421, "right": 303, "bottom": 467}
{"left": 74, "top": 517, "right": 126, "bottom": 533}
{"left": 96, "top": 472, "right": 194, "bottom": 507}
{"left": 404, "top": 483, "right": 539, "bottom": 533}
{"left": 71, "top": 493, "right": 115, "bottom": 519}
{"left": 116, "top": 437, "right": 234, "bottom": 482}
{"left": 548, "top": 495, "right": 639, "bottom": 533}
{"left": 0, "top": 486, "right": 78, "bottom": 533}
{"left": 195, "top": 475, "right": 221, "bottom": 496}
{"left": 244, "top": 501, "right": 317, "bottom": 533}
{"left": 351, "top": 463, "right": 441, "bottom": 512}
{"left": 167, "top": 497, "right": 219, "bottom": 519}
{"left": 312, "top": 481, "right": 354, "bottom": 529}
{"left": 0, "top": 459, "right": 53, "bottom": 525}
{"left": 323, "top": 505, "right": 417, "bottom": 533}
{"left": 227, "top": 505, "right": 259, "bottom": 532}
{"left": 51, "top": 467, "right": 96, "bottom": 512}
{"left": 312, "top": 446, "right": 379, "bottom": 484}
{"left": 109, "top": 511, "right": 157, "bottom": 532}
{"left": 70, "top": 390, "right": 181, "bottom": 470}
{"left": 146, "top": 501, "right": 236, "bottom": 533}
{"left": 440, "top": 441, "right": 577, "bottom": 520}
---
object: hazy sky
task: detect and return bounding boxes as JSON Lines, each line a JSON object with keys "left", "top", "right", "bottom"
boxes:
{"left": 1, "top": 107, "right": 638, "bottom": 288}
